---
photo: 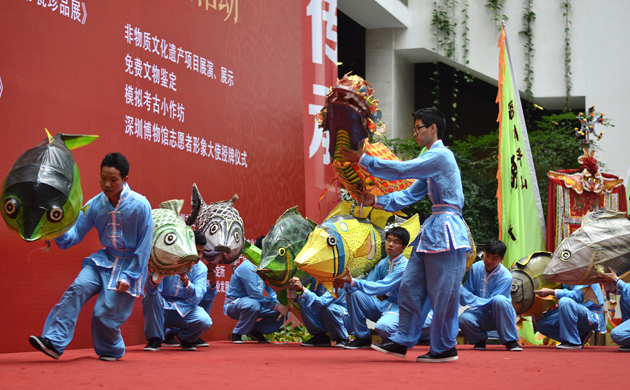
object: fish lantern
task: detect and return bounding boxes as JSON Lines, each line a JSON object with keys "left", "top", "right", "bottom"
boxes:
{"left": 510, "top": 252, "right": 562, "bottom": 316}
{"left": 544, "top": 208, "right": 630, "bottom": 285}
{"left": 315, "top": 74, "right": 415, "bottom": 203}
{"left": 256, "top": 206, "right": 317, "bottom": 290}
{"left": 149, "top": 200, "right": 199, "bottom": 281}
{"left": 295, "top": 201, "right": 421, "bottom": 296}
{"left": 186, "top": 183, "right": 244, "bottom": 265}
{"left": 1, "top": 130, "right": 98, "bottom": 241}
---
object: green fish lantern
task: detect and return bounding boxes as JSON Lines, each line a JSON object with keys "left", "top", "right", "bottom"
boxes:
{"left": 295, "top": 201, "right": 421, "bottom": 296}
{"left": 1, "top": 129, "right": 98, "bottom": 242}
{"left": 149, "top": 199, "right": 199, "bottom": 282}
{"left": 255, "top": 206, "right": 317, "bottom": 290}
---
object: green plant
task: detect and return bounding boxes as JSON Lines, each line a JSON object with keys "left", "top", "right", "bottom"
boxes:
{"left": 561, "top": 1, "right": 572, "bottom": 112}
{"left": 461, "top": 2, "right": 473, "bottom": 82}
{"left": 267, "top": 322, "right": 310, "bottom": 343}
{"left": 485, "top": 0, "right": 507, "bottom": 31}
{"left": 520, "top": 0, "right": 536, "bottom": 129}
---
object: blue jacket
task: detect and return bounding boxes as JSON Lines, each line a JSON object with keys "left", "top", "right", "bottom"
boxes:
{"left": 223, "top": 260, "right": 279, "bottom": 314}
{"left": 300, "top": 278, "right": 348, "bottom": 312}
{"left": 55, "top": 183, "right": 154, "bottom": 297}
{"left": 557, "top": 284, "right": 606, "bottom": 333}
{"left": 359, "top": 140, "right": 470, "bottom": 253}
{"left": 145, "top": 262, "right": 208, "bottom": 317}
{"left": 346, "top": 254, "right": 407, "bottom": 305}
{"left": 460, "top": 261, "right": 513, "bottom": 311}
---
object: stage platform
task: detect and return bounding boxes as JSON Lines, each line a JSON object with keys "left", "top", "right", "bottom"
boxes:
{"left": 0, "top": 341, "right": 624, "bottom": 389}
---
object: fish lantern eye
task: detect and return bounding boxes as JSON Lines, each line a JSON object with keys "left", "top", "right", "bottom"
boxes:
{"left": 209, "top": 223, "right": 219, "bottom": 234}
{"left": 48, "top": 206, "right": 64, "bottom": 222}
{"left": 559, "top": 250, "right": 572, "bottom": 261}
{"left": 278, "top": 247, "right": 286, "bottom": 257}
{"left": 234, "top": 231, "right": 241, "bottom": 242}
{"left": 4, "top": 198, "right": 19, "bottom": 218}
{"left": 164, "top": 233, "right": 177, "bottom": 245}
{"left": 327, "top": 235, "right": 337, "bottom": 247}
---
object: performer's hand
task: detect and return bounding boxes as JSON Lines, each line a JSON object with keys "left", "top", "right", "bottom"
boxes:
{"left": 534, "top": 288, "right": 555, "bottom": 298}
{"left": 288, "top": 276, "right": 303, "bottom": 291}
{"left": 333, "top": 269, "right": 352, "bottom": 289}
{"left": 338, "top": 143, "right": 364, "bottom": 163}
{"left": 207, "top": 263, "right": 217, "bottom": 284}
{"left": 357, "top": 192, "right": 375, "bottom": 207}
{"left": 116, "top": 280, "right": 130, "bottom": 293}
{"left": 594, "top": 267, "right": 618, "bottom": 284}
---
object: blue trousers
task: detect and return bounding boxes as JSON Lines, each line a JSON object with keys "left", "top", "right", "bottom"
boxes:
{"left": 611, "top": 295, "right": 630, "bottom": 347}
{"left": 143, "top": 293, "right": 212, "bottom": 342}
{"left": 347, "top": 291, "right": 430, "bottom": 341}
{"left": 389, "top": 246, "right": 467, "bottom": 354}
{"left": 42, "top": 263, "right": 136, "bottom": 358}
{"left": 299, "top": 302, "right": 350, "bottom": 341}
{"left": 458, "top": 295, "right": 519, "bottom": 344}
{"left": 536, "top": 297, "right": 600, "bottom": 345}
{"left": 225, "top": 297, "right": 284, "bottom": 335}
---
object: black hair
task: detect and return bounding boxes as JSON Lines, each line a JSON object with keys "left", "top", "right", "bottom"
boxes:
{"left": 412, "top": 107, "right": 446, "bottom": 140}
{"left": 254, "top": 235, "right": 266, "bottom": 249}
{"left": 101, "top": 152, "right": 130, "bottom": 178}
{"left": 484, "top": 238, "right": 506, "bottom": 258}
{"left": 385, "top": 226, "right": 410, "bottom": 247}
{"left": 194, "top": 230, "right": 207, "bottom": 246}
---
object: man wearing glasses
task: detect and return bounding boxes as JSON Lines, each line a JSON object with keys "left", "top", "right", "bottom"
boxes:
{"left": 339, "top": 107, "right": 470, "bottom": 362}
{"left": 334, "top": 227, "right": 432, "bottom": 350}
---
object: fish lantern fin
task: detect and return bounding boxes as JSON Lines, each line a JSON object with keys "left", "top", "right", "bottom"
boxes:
{"left": 187, "top": 183, "right": 205, "bottom": 226}
{"left": 159, "top": 199, "right": 184, "bottom": 214}
{"left": 620, "top": 270, "right": 630, "bottom": 283}
{"left": 392, "top": 210, "right": 408, "bottom": 218}
{"left": 45, "top": 128, "right": 54, "bottom": 143}
{"left": 398, "top": 214, "right": 421, "bottom": 260}
{"left": 366, "top": 208, "right": 393, "bottom": 230}
{"left": 276, "top": 206, "right": 302, "bottom": 223}
{"left": 229, "top": 193, "right": 239, "bottom": 205}
{"left": 81, "top": 204, "right": 90, "bottom": 215}
{"left": 58, "top": 133, "right": 99, "bottom": 150}
{"left": 354, "top": 233, "right": 374, "bottom": 258}
{"left": 243, "top": 241, "right": 262, "bottom": 267}
{"left": 581, "top": 286, "right": 602, "bottom": 305}
{"left": 324, "top": 201, "right": 353, "bottom": 221}
{"left": 306, "top": 218, "right": 318, "bottom": 230}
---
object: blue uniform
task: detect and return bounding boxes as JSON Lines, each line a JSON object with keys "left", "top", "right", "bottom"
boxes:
{"left": 345, "top": 254, "right": 431, "bottom": 341}
{"left": 223, "top": 260, "right": 284, "bottom": 335}
{"left": 610, "top": 280, "right": 630, "bottom": 347}
{"left": 458, "top": 261, "right": 519, "bottom": 344}
{"left": 299, "top": 279, "right": 350, "bottom": 341}
{"left": 359, "top": 140, "right": 470, "bottom": 354}
{"left": 44, "top": 183, "right": 153, "bottom": 358}
{"left": 143, "top": 262, "right": 212, "bottom": 342}
{"left": 199, "top": 282, "right": 219, "bottom": 314}
{"left": 536, "top": 284, "right": 606, "bottom": 345}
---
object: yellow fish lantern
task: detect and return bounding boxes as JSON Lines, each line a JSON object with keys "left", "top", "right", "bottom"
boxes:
{"left": 294, "top": 201, "right": 421, "bottom": 297}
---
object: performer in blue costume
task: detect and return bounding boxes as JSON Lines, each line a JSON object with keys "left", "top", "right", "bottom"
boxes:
{"left": 595, "top": 267, "right": 630, "bottom": 351}
{"left": 224, "top": 259, "right": 287, "bottom": 343}
{"left": 289, "top": 276, "right": 351, "bottom": 347}
{"left": 143, "top": 230, "right": 211, "bottom": 352}
{"left": 340, "top": 107, "right": 470, "bottom": 362}
{"left": 163, "top": 230, "right": 217, "bottom": 348}
{"left": 29, "top": 153, "right": 154, "bottom": 361}
{"left": 534, "top": 283, "right": 606, "bottom": 349}
{"left": 458, "top": 238, "right": 522, "bottom": 351}
{"left": 334, "top": 227, "right": 431, "bottom": 349}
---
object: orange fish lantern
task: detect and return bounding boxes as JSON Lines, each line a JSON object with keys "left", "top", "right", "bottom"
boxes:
{"left": 316, "top": 74, "right": 414, "bottom": 204}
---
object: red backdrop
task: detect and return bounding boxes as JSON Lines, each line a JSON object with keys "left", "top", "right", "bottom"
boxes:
{"left": 0, "top": 0, "right": 338, "bottom": 353}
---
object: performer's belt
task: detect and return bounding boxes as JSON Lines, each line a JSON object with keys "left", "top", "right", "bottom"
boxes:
{"left": 107, "top": 247, "right": 135, "bottom": 259}
{"left": 431, "top": 204, "right": 462, "bottom": 216}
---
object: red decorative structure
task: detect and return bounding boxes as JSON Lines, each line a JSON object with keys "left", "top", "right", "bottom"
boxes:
{"left": 546, "top": 149, "right": 627, "bottom": 251}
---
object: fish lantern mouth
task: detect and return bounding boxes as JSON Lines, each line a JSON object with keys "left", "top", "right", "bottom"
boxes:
{"left": 510, "top": 270, "right": 535, "bottom": 315}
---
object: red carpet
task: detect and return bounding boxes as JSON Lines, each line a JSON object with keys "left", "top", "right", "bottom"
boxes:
{"left": 0, "top": 342, "right": 624, "bottom": 389}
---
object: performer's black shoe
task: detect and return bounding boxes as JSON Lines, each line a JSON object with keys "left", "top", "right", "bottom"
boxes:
{"left": 143, "top": 337, "right": 162, "bottom": 351}
{"left": 344, "top": 337, "right": 372, "bottom": 349}
{"left": 416, "top": 347, "right": 458, "bottom": 362}
{"left": 193, "top": 338, "right": 209, "bottom": 347}
{"left": 247, "top": 330, "right": 270, "bottom": 343}
{"left": 175, "top": 334, "right": 196, "bottom": 351}
{"left": 334, "top": 339, "right": 350, "bottom": 348}
{"left": 232, "top": 333, "right": 244, "bottom": 344}
{"left": 301, "top": 333, "right": 331, "bottom": 347}
{"left": 98, "top": 355, "right": 119, "bottom": 361}
{"left": 29, "top": 336, "right": 60, "bottom": 360}
{"left": 163, "top": 334, "right": 180, "bottom": 347}
{"left": 618, "top": 346, "right": 630, "bottom": 352}
{"left": 580, "top": 330, "right": 594, "bottom": 347}
{"left": 473, "top": 339, "right": 487, "bottom": 350}
{"left": 371, "top": 339, "right": 407, "bottom": 358}
{"left": 505, "top": 341, "right": 522, "bottom": 351}
{"left": 556, "top": 342, "right": 582, "bottom": 349}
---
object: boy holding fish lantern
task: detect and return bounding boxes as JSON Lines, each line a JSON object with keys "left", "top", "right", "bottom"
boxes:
{"left": 163, "top": 230, "right": 217, "bottom": 348}
{"left": 534, "top": 282, "right": 606, "bottom": 349}
{"left": 594, "top": 267, "right": 630, "bottom": 351}
{"left": 339, "top": 107, "right": 470, "bottom": 362}
{"left": 29, "top": 153, "right": 154, "bottom": 361}
{"left": 333, "top": 227, "right": 431, "bottom": 349}
{"left": 143, "top": 230, "right": 212, "bottom": 352}
{"left": 289, "top": 276, "right": 351, "bottom": 347}
{"left": 458, "top": 239, "right": 522, "bottom": 352}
